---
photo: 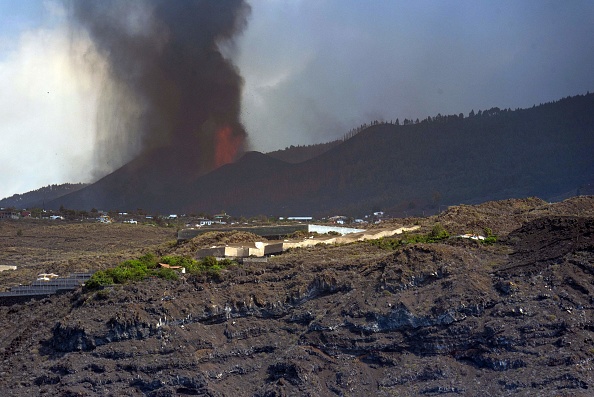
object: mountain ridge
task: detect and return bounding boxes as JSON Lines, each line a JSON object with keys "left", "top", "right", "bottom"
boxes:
{"left": 30, "top": 93, "right": 594, "bottom": 216}
{"left": 0, "top": 183, "right": 88, "bottom": 210}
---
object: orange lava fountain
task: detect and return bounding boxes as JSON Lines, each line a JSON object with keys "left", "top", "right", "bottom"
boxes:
{"left": 214, "top": 125, "right": 243, "bottom": 168}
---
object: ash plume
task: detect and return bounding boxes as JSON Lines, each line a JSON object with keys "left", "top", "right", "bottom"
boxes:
{"left": 67, "top": 0, "right": 250, "bottom": 179}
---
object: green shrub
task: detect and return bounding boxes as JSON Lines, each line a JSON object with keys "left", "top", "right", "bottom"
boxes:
{"left": 185, "top": 256, "right": 237, "bottom": 280}
{"left": 84, "top": 254, "right": 234, "bottom": 291}
{"left": 161, "top": 255, "right": 198, "bottom": 270}
{"left": 108, "top": 264, "right": 147, "bottom": 283}
{"left": 85, "top": 270, "right": 115, "bottom": 290}
{"left": 155, "top": 267, "right": 179, "bottom": 280}
{"left": 370, "top": 224, "right": 450, "bottom": 250}
{"left": 482, "top": 236, "right": 498, "bottom": 244}
{"left": 119, "top": 259, "right": 145, "bottom": 270}
{"left": 370, "top": 237, "right": 403, "bottom": 250}
{"left": 202, "top": 256, "right": 219, "bottom": 268}
{"left": 428, "top": 223, "right": 449, "bottom": 240}
{"left": 138, "top": 252, "right": 158, "bottom": 268}
{"left": 218, "top": 258, "right": 235, "bottom": 267}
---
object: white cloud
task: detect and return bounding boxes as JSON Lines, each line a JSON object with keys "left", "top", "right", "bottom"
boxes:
{"left": 0, "top": 19, "right": 102, "bottom": 200}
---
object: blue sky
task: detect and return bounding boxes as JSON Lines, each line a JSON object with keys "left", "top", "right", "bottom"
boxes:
{"left": 0, "top": 1, "right": 40, "bottom": 56}
{"left": 1, "top": 0, "right": 593, "bottom": 200}
{"left": 0, "top": 1, "right": 43, "bottom": 32}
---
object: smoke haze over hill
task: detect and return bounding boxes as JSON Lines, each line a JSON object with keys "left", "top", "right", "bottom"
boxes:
{"left": 236, "top": 1, "right": 594, "bottom": 152}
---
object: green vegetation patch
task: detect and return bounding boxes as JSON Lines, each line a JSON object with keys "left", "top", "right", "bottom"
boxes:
{"left": 481, "top": 236, "right": 498, "bottom": 244}
{"left": 481, "top": 227, "right": 498, "bottom": 244}
{"left": 162, "top": 255, "right": 235, "bottom": 278}
{"left": 85, "top": 254, "right": 236, "bottom": 290}
{"left": 370, "top": 223, "right": 451, "bottom": 250}
{"left": 370, "top": 223, "right": 499, "bottom": 250}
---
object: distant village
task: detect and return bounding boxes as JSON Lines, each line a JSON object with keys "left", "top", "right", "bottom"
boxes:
{"left": 0, "top": 206, "right": 387, "bottom": 227}
{"left": 0, "top": 205, "right": 401, "bottom": 299}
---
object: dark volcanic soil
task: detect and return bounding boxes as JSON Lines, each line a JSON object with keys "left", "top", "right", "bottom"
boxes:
{"left": 0, "top": 197, "right": 593, "bottom": 396}
{"left": 0, "top": 221, "right": 176, "bottom": 290}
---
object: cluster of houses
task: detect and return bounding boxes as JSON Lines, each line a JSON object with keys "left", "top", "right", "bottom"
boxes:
{"left": 0, "top": 209, "right": 26, "bottom": 220}
{"left": 0, "top": 206, "right": 389, "bottom": 229}
{"left": 328, "top": 211, "right": 385, "bottom": 225}
{"left": 0, "top": 219, "right": 419, "bottom": 298}
{"left": 0, "top": 208, "right": 69, "bottom": 221}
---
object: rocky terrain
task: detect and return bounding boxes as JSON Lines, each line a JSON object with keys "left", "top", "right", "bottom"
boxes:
{"left": 0, "top": 197, "right": 593, "bottom": 396}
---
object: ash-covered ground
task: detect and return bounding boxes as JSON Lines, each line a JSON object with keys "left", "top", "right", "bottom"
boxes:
{"left": 0, "top": 197, "right": 593, "bottom": 396}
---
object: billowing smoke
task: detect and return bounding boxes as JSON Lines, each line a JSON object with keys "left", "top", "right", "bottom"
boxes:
{"left": 67, "top": 0, "right": 250, "bottom": 179}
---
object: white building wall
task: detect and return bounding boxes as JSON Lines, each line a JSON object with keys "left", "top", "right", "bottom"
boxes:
{"left": 308, "top": 224, "right": 365, "bottom": 235}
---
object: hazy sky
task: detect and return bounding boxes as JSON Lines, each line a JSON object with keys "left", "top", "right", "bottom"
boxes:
{"left": 1, "top": 0, "right": 593, "bottom": 200}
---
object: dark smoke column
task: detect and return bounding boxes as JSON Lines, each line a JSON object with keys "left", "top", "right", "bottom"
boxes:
{"left": 68, "top": 0, "right": 250, "bottom": 178}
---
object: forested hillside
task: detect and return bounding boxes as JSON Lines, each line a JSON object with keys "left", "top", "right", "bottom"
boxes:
{"left": 174, "top": 93, "right": 594, "bottom": 216}
{"left": 47, "top": 93, "right": 594, "bottom": 217}
{"left": 0, "top": 183, "right": 87, "bottom": 210}
{"left": 266, "top": 140, "right": 341, "bottom": 163}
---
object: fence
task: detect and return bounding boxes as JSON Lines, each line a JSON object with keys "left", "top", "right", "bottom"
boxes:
{"left": 0, "top": 273, "right": 93, "bottom": 298}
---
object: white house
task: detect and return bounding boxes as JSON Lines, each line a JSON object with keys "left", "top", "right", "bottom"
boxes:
{"left": 287, "top": 216, "right": 313, "bottom": 221}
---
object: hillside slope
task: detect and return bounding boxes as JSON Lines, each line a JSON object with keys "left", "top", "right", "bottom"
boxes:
{"left": 175, "top": 93, "right": 594, "bottom": 216}
{"left": 0, "top": 183, "right": 87, "bottom": 210}
{"left": 0, "top": 197, "right": 592, "bottom": 396}
{"left": 48, "top": 93, "right": 594, "bottom": 216}
{"left": 266, "top": 140, "right": 342, "bottom": 163}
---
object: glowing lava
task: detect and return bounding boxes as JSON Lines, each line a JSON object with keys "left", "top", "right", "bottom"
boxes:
{"left": 214, "top": 125, "right": 243, "bottom": 168}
